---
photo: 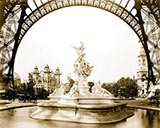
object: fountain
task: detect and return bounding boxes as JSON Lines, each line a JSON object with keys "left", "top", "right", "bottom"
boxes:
{"left": 30, "top": 42, "right": 133, "bottom": 123}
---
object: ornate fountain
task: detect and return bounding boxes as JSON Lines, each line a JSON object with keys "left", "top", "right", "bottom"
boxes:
{"left": 30, "top": 42, "right": 133, "bottom": 123}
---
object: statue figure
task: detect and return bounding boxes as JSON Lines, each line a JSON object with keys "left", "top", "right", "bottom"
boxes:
{"left": 64, "top": 76, "right": 75, "bottom": 94}
{"left": 54, "top": 67, "right": 61, "bottom": 88}
{"left": 72, "top": 42, "right": 93, "bottom": 79}
{"left": 71, "top": 42, "right": 85, "bottom": 56}
{"left": 92, "top": 81, "right": 114, "bottom": 98}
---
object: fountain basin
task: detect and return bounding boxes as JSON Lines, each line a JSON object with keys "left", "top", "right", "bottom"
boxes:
{"left": 49, "top": 96, "right": 115, "bottom": 104}
{"left": 30, "top": 100, "right": 133, "bottom": 123}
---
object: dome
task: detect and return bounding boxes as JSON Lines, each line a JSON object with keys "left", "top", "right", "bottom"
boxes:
{"left": 33, "top": 65, "right": 39, "bottom": 74}
{"left": 44, "top": 64, "right": 51, "bottom": 73}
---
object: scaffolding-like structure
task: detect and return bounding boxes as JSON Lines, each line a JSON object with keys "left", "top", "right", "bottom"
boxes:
{"left": 0, "top": 0, "right": 159, "bottom": 92}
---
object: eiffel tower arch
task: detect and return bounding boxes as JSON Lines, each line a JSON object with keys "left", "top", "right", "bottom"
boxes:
{"left": 0, "top": 0, "right": 159, "bottom": 92}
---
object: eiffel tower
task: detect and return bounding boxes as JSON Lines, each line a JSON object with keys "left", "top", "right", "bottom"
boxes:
{"left": 0, "top": 0, "right": 159, "bottom": 92}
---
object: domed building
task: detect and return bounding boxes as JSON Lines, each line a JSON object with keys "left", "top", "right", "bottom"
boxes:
{"left": 32, "top": 64, "right": 62, "bottom": 94}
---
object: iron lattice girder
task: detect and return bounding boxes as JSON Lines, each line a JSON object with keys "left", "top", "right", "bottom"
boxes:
{"left": 19, "top": 0, "right": 145, "bottom": 44}
{"left": 0, "top": 0, "right": 159, "bottom": 89}
{"left": 0, "top": 0, "right": 28, "bottom": 27}
{"left": 0, "top": 0, "right": 7, "bottom": 29}
{"left": 140, "top": 0, "right": 160, "bottom": 83}
{"left": 141, "top": 0, "right": 160, "bottom": 27}
{"left": 0, "top": 1, "right": 28, "bottom": 84}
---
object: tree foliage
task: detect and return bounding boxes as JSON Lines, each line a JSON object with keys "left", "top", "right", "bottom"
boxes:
{"left": 102, "top": 77, "right": 138, "bottom": 98}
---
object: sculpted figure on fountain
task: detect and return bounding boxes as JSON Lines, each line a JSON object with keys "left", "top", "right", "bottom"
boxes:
{"left": 70, "top": 42, "right": 94, "bottom": 96}
{"left": 72, "top": 42, "right": 93, "bottom": 79}
{"left": 64, "top": 76, "right": 75, "bottom": 95}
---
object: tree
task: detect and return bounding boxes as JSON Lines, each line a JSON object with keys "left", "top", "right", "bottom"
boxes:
{"left": 27, "top": 73, "right": 35, "bottom": 96}
{"left": 102, "top": 77, "right": 138, "bottom": 98}
{"left": 116, "top": 77, "right": 138, "bottom": 98}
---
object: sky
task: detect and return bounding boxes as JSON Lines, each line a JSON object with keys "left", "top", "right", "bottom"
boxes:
{"left": 14, "top": 6, "right": 140, "bottom": 83}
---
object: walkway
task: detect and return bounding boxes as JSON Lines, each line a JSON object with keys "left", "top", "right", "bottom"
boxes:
{"left": 127, "top": 104, "right": 160, "bottom": 111}
{"left": 0, "top": 100, "right": 37, "bottom": 111}
{"left": 117, "top": 99, "right": 160, "bottom": 111}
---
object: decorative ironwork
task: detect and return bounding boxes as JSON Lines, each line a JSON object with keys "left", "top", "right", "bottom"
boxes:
{"left": 141, "top": 2, "right": 160, "bottom": 84}
{"left": 0, "top": 0, "right": 159, "bottom": 91}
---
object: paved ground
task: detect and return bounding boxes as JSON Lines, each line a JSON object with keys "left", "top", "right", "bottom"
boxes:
{"left": 0, "top": 99, "right": 160, "bottom": 111}
{"left": 0, "top": 99, "right": 37, "bottom": 111}
{"left": 116, "top": 99, "right": 160, "bottom": 111}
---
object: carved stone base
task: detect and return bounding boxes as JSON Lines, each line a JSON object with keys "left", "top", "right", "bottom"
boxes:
{"left": 50, "top": 96, "right": 114, "bottom": 104}
{"left": 30, "top": 101, "right": 133, "bottom": 123}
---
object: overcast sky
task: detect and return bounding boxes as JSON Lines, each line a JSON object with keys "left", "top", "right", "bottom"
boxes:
{"left": 14, "top": 6, "right": 140, "bottom": 83}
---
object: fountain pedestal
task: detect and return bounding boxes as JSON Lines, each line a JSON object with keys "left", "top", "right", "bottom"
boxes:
{"left": 31, "top": 99, "right": 133, "bottom": 123}
{"left": 30, "top": 42, "right": 133, "bottom": 123}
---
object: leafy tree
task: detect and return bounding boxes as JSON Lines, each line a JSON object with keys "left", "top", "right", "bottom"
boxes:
{"left": 102, "top": 77, "right": 138, "bottom": 98}
{"left": 27, "top": 73, "right": 35, "bottom": 96}
{"left": 116, "top": 77, "right": 138, "bottom": 98}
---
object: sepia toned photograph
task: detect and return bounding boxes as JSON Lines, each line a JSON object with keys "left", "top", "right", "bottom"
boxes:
{"left": 0, "top": 0, "right": 160, "bottom": 128}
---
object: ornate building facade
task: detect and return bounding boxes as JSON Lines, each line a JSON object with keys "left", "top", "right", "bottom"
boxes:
{"left": 136, "top": 43, "right": 160, "bottom": 97}
{"left": 136, "top": 44, "right": 148, "bottom": 97}
{"left": 32, "top": 64, "right": 61, "bottom": 93}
